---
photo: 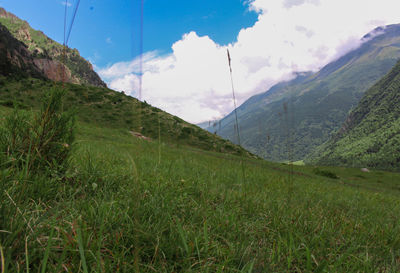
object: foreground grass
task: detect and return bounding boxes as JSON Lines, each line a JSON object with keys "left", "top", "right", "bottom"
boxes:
{"left": 1, "top": 120, "right": 400, "bottom": 272}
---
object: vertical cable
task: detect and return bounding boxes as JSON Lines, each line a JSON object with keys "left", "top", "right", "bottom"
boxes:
{"left": 62, "top": 0, "right": 68, "bottom": 85}
{"left": 63, "top": 0, "right": 68, "bottom": 46}
{"left": 138, "top": 0, "right": 144, "bottom": 101}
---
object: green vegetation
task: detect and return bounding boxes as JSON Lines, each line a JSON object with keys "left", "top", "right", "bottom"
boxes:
{"left": 1, "top": 100, "right": 400, "bottom": 271}
{"left": 312, "top": 168, "right": 339, "bottom": 179}
{"left": 308, "top": 60, "right": 400, "bottom": 171}
{"left": 1, "top": 8, "right": 400, "bottom": 272}
{"left": 0, "top": 76, "right": 252, "bottom": 157}
{"left": 215, "top": 25, "right": 400, "bottom": 162}
{"left": 0, "top": 89, "right": 75, "bottom": 176}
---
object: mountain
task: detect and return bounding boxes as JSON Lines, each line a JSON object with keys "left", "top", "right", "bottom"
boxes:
{"left": 0, "top": 14, "right": 253, "bottom": 158}
{"left": 213, "top": 24, "right": 400, "bottom": 161}
{"left": 307, "top": 60, "right": 400, "bottom": 170}
{"left": 0, "top": 7, "right": 106, "bottom": 87}
{"left": 0, "top": 77, "right": 253, "bottom": 157}
{"left": 0, "top": 22, "right": 44, "bottom": 79}
{"left": 197, "top": 120, "right": 220, "bottom": 130}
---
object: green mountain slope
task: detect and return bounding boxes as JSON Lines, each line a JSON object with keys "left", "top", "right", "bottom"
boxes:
{"left": 308, "top": 60, "right": 400, "bottom": 170}
{"left": 0, "top": 7, "right": 106, "bottom": 87}
{"left": 2, "top": 99, "right": 400, "bottom": 271}
{"left": 0, "top": 26, "right": 253, "bottom": 157}
{"left": 0, "top": 77, "right": 253, "bottom": 157}
{"left": 214, "top": 25, "right": 400, "bottom": 162}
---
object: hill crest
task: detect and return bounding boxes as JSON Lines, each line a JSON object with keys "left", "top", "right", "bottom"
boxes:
{"left": 0, "top": 7, "right": 106, "bottom": 87}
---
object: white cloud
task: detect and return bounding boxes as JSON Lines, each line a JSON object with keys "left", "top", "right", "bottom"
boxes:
{"left": 106, "top": 37, "right": 112, "bottom": 44}
{"left": 61, "top": 1, "right": 72, "bottom": 7}
{"left": 98, "top": 0, "right": 400, "bottom": 124}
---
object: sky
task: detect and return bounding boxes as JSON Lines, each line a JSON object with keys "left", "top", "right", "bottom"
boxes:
{"left": 2, "top": 0, "right": 400, "bottom": 123}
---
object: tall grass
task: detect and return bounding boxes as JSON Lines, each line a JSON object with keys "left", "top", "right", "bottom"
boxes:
{"left": 1, "top": 93, "right": 400, "bottom": 271}
{"left": 0, "top": 88, "right": 75, "bottom": 177}
{"left": 1, "top": 118, "right": 400, "bottom": 271}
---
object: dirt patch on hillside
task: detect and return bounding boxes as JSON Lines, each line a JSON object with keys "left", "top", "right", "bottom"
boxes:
{"left": 130, "top": 131, "right": 151, "bottom": 141}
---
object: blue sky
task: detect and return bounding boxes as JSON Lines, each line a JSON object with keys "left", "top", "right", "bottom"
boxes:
{"left": 2, "top": 0, "right": 400, "bottom": 123}
{"left": 1, "top": 0, "right": 257, "bottom": 67}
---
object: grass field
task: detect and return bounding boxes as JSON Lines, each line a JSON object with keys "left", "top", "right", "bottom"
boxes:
{"left": 1, "top": 103, "right": 400, "bottom": 272}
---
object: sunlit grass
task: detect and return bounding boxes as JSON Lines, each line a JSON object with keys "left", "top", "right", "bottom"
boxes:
{"left": 1, "top": 113, "right": 400, "bottom": 272}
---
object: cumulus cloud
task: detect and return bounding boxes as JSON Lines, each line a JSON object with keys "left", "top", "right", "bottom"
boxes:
{"left": 98, "top": 0, "right": 400, "bottom": 124}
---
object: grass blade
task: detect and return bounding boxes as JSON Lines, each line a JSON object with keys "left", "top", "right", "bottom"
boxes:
{"left": 176, "top": 219, "right": 189, "bottom": 255}
{"left": 41, "top": 228, "right": 54, "bottom": 273}
{"left": 0, "top": 242, "right": 4, "bottom": 273}
{"left": 25, "top": 236, "right": 29, "bottom": 273}
{"left": 77, "top": 226, "right": 89, "bottom": 273}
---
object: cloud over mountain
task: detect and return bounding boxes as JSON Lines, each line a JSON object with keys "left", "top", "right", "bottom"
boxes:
{"left": 98, "top": 0, "right": 400, "bottom": 124}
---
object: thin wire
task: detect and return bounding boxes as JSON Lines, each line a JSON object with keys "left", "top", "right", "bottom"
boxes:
{"left": 132, "top": 0, "right": 144, "bottom": 135}
{"left": 62, "top": 0, "right": 68, "bottom": 85}
{"left": 63, "top": 0, "right": 68, "bottom": 46}
{"left": 138, "top": 0, "right": 144, "bottom": 101}
{"left": 66, "top": 0, "right": 81, "bottom": 45}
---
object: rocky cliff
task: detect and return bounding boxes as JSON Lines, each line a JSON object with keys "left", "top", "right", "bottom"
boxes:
{"left": 0, "top": 23, "right": 44, "bottom": 78}
{"left": 0, "top": 7, "right": 106, "bottom": 87}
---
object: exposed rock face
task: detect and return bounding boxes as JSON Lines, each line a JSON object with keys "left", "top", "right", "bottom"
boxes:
{"left": 0, "top": 23, "right": 44, "bottom": 78}
{"left": 17, "top": 27, "right": 31, "bottom": 41}
{"left": 33, "top": 58, "right": 79, "bottom": 84}
{"left": 0, "top": 7, "right": 107, "bottom": 87}
{"left": 0, "top": 7, "right": 18, "bottom": 21}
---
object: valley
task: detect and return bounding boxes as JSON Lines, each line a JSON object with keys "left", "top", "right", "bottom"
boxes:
{"left": 1, "top": 5, "right": 400, "bottom": 273}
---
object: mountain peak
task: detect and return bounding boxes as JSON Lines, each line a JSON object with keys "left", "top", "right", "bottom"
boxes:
{"left": 0, "top": 7, "right": 18, "bottom": 20}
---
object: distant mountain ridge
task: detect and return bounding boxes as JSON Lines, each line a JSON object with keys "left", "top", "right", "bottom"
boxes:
{"left": 0, "top": 7, "right": 106, "bottom": 87}
{"left": 308, "top": 60, "right": 400, "bottom": 170}
{"left": 213, "top": 24, "right": 400, "bottom": 161}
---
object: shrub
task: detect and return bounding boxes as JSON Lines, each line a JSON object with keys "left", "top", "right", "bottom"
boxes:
{"left": 313, "top": 168, "right": 339, "bottom": 179}
{"left": 0, "top": 88, "right": 75, "bottom": 176}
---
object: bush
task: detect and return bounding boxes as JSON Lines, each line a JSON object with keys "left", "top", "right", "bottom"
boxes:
{"left": 312, "top": 168, "right": 339, "bottom": 179}
{"left": 0, "top": 88, "right": 75, "bottom": 176}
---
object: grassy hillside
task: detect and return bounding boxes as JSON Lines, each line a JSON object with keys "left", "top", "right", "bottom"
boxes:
{"left": 308, "top": 60, "right": 400, "bottom": 171}
{"left": 1, "top": 102, "right": 400, "bottom": 272}
{"left": 0, "top": 76, "right": 252, "bottom": 157}
{"left": 215, "top": 25, "right": 400, "bottom": 162}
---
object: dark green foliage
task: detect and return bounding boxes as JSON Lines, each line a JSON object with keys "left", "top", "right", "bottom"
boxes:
{"left": 308, "top": 60, "right": 400, "bottom": 171}
{"left": 0, "top": 99, "right": 28, "bottom": 109}
{"left": 313, "top": 167, "right": 339, "bottom": 179}
{"left": 0, "top": 88, "right": 75, "bottom": 176}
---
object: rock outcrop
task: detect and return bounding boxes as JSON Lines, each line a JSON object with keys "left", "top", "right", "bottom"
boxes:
{"left": 0, "top": 23, "right": 44, "bottom": 78}
{"left": 0, "top": 7, "right": 106, "bottom": 87}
